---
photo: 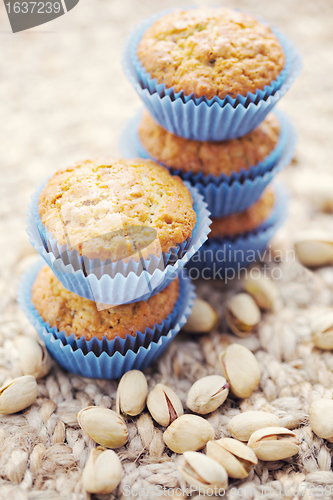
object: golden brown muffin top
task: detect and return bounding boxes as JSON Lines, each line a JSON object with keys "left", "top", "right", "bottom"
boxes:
{"left": 209, "top": 188, "right": 275, "bottom": 239}
{"left": 32, "top": 266, "right": 180, "bottom": 341}
{"left": 139, "top": 111, "right": 280, "bottom": 177}
{"left": 137, "top": 8, "right": 285, "bottom": 100}
{"left": 38, "top": 158, "right": 196, "bottom": 262}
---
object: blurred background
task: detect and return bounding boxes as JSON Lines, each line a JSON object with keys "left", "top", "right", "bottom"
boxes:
{"left": 0, "top": 0, "right": 332, "bottom": 280}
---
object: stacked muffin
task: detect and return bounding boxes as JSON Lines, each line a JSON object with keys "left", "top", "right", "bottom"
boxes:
{"left": 20, "top": 158, "right": 213, "bottom": 378}
{"left": 19, "top": 8, "right": 301, "bottom": 379}
{"left": 121, "top": 6, "right": 301, "bottom": 275}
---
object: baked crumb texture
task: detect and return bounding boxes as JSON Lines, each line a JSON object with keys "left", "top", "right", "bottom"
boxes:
{"left": 137, "top": 7, "right": 285, "bottom": 100}
{"left": 38, "top": 158, "right": 196, "bottom": 262}
{"left": 139, "top": 111, "right": 280, "bottom": 177}
{"left": 209, "top": 188, "right": 275, "bottom": 238}
{"left": 32, "top": 266, "right": 180, "bottom": 341}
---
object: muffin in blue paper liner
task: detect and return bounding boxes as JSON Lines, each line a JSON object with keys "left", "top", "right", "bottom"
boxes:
{"left": 122, "top": 9, "right": 302, "bottom": 141}
{"left": 18, "top": 260, "right": 195, "bottom": 379}
{"left": 26, "top": 180, "right": 210, "bottom": 305}
{"left": 121, "top": 109, "right": 293, "bottom": 183}
{"left": 129, "top": 9, "right": 291, "bottom": 103}
{"left": 119, "top": 109, "right": 296, "bottom": 217}
{"left": 186, "top": 185, "right": 288, "bottom": 278}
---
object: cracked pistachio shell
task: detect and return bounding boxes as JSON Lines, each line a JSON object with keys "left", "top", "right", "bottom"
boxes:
{"left": 0, "top": 375, "right": 38, "bottom": 414}
{"left": 183, "top": 298, "right": 219, "bottom": 334}
{"left": 15, "top": 336, "right": 51, "bottom": 379}
{"left": 294, "top": 231, "right": 333, "bottom": 267}
{"left": 163, "top": 414, "right": 215, "bottom": 453}
{"left": 82, "top": 447, "right": 123, "bottom": 494}
{"left": 242, "top": 275, "right": 279, "bottom": 310}
{"left": 219, "top": 344, "right": 260, "bottom": 398}
{"left": 179, "top": 451, "right": 228, "bottom": 493}
{"left": 186, "top": 375, "right": 229, "bottom": 415}
{"left": 78, "top": 407, "right": 128, "bottom": 448}
{"left": 309, "top": 399, "right": 333, "bottom": 441}
{"left": 116, "top": 370, "right": 148, "bottom": 417}
{"left": 207, "top": 438, "right": 257, "bottom": 479}
{"left": 147, "top": 384, "right": 183, "bottom": 427}
{"left": 248, "top": 427, "right": 299, "bottom": 461}
{"left": 226, "top": 294, "right": 261, "bottom": 337}
{"left": 311, "top": 313, "right": 333, "bottom": 350}
{"left": 227, "top": 411, "right": 281, "bottom": 442}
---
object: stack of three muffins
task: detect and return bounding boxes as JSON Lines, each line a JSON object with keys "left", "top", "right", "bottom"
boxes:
{"left": 19, "top": 158, "right": 211, "bottom": 378}
{"left": 121, "top": 6, "right": 301, "bottom": 277}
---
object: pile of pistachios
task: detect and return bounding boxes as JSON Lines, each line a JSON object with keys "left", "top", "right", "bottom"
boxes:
{"left": 4, "top": 269, "right": 333, "bottom": 495}
{"left": 67, "top": 272, "right": 332, "bottom": 493}
{"left": 0, "top": 337, "right": 51, "bottom": 415}
{"left": 76, "top": 363, "right": 300, "bottom": 495}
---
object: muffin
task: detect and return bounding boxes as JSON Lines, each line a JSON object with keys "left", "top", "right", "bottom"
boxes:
{"left": 209, "top": 188, "right": 275, "bottom": 239}
{"left": 186, "top": 186, "right": 286, "bottom": 278}
{"left": 38, "top": 157, "right": 197, "bottom": 262}
{"left": 138, "top": 111, "right": 280, "bottom": 178}
{"left": 137, "top": 7, "right": 285, "bottom": 100}
{"left": 19, "top": 259, "right": 195, "bottom": 378}
{"left": 32, "top": 265, "right": 180, "bottom": 341}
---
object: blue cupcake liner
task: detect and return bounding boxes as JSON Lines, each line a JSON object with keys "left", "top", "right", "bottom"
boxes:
{"left": 18, "top": 259, "right": 196, "bottom": 379}
{"left": 128, "top": 9, "right": 291, "bottom": 106}
{"left": 26, "top": 180, "right": 210, "bottom": 305}
{"left": 186, "top": 185, "right": 288, "bottom": 277}
{"left": 119, "top": 109, "right": 296, "bottom": 217}
{"left": 122, "top": 10, "right": 302, "bottom": 141}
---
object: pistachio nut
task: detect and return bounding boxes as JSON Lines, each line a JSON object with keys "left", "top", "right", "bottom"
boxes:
{"left": 163, "top": 414, "right": 215, "bottom": 453}
{"left": 294, "top": 231, "right": 333, "bottom": 267}
{"left": 186, "top": 375, "right": 229, "bottom": 415}
{"left": 206, "top": 438, "right": 257, "bottom": 479}
{"left": 82, "top": 447, "right": 123, "bottom": 494}
{"left": 116, "top": 370, "right": 148, "bottom": 417}
{"left": 311, "top": 312, "right": 333, "bottom": 350}
{"left": 179, "top": 451, "right": 228, "bottom": 493}
{"left": 183, "top": 298, "right": 219, "bottom": 334}
{"left": 226, "top": 294, "right": 261, "bottom": 338}
{"left": 248, "top": 427, "right": 299, "bottom": 461}
{"left": 242, "top": 274, "right": 279, "bottom": 310}
{"left": 309, "top": 399, "right": 333, "bottom": 441}
{"left": 219, "top": 344, "right": 260, "bottom": 398}
{"left": 14, "top": 337, "right": 51, "bottom": 379}
{"left": 0, "top": 375, "right": 38, "bottom": 414}
{"left": 77, "top": 407, "right": 128, "bottom": 448}
{"left": 227, "top": 411, "right": 281, "bottom": 442}
{"left": 147, "top": 384, "right": 183, "bottom": 427}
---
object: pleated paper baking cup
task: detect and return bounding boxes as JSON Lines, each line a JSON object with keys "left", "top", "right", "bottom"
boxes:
{"left": 26, "top": 181, "right": 210, "bottom": 305}
{"left": 122, "top": 10, "right": 302, "bottom": 141}
{"left": 119, "top": 109, "right": 296, "bottom": 217}
{"left": 18, "top": 260, "right": 195, "bottom": 379}
{"left": 186, "top": 185, "right": 288, "bottom": 277}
